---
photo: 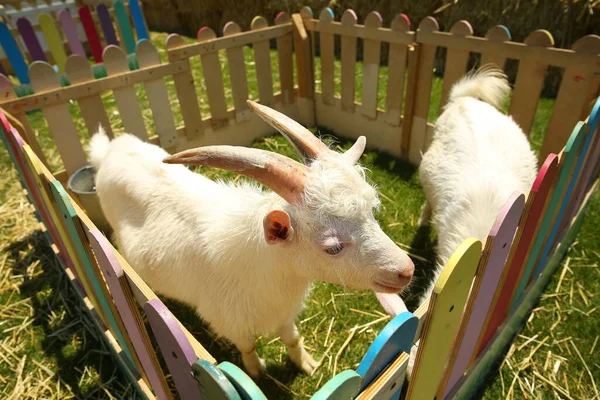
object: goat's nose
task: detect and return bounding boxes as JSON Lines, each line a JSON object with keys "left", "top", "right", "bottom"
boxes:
{"left": 398, "top": 260, "right": 415, "bottom": 285}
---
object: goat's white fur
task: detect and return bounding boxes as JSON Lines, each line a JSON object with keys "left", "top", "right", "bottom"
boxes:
{"left": 408, "top": 65, "right": 538, "bottom": 374}
{"left": 89, "top": 126, "right": 414, "bottom": 378}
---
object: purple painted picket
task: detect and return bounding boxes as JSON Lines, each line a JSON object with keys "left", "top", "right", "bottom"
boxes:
{"left": 58, "top": 10, "right": 86, "bottom": 57}
{"left": 97, "top": 4, "right": 119, "bottom": 46}
{"left": 441, "top": 193, "right": 525, "bottom": 397}
{"left": 144, "top": 299, "right": 202, "bottom": 399}
{"left": 88, "top": 229, "right": 171, "bottom": 400}
{"left": 16, "top": 17, "right": 47, "bottom": 61}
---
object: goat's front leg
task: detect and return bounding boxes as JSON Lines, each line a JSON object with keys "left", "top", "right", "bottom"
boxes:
{"left": 417, "top": 201, "right": 432, "bottom": 227}
{"left": 231, "top": 334, "right": 265, "bottom": 379}
{"left": 278, "top": 321, "right": 319, "bottom": 375}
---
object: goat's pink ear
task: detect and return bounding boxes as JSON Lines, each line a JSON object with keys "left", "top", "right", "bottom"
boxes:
{"left": 264, "top": 210, "right": 294, "bottom": 244}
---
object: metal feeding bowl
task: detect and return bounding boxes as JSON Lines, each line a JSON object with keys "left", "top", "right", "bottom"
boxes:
{"left": 67, "top": 165, "right": 112, "bottom": 235}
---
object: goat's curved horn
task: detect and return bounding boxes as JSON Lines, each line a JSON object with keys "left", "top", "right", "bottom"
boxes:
{"left": 340, "top": 136, "right": 366, "bottom": 164}
{"left": 163, "top": 146, "right": 308, "bottom": 204}
{"left": 247, "top": 100, "right": 329, "bottom": 163}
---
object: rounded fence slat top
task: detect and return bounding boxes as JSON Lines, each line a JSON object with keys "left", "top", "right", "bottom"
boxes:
{"left": 223, "top": 21, "right": 241, "bottom": 36}
{"left": 449, "top": 20, "right": 473, "bottom": 36}
{"left": 65, "top": 54, "right": 92, "bottom": 83}
{"left": 524, "top": 29, "right": 555, "bottom": 47}
{"left": 29, "top": 61, "right": 59, "bottom": 91}
{"left": 364, "top": 11, "right": 382, "bottom": 28}
{"left": 136, "top": 39, "right": 161, "bottom": 66}
{"left": 341, "top": 9, "right": 357, "bottom": 25}
{"left": 102, "top": 45, "right": 129, "bottom": 75}
{"left": 250, "top": 16, "right": 268, "bottom": 30}
{"left": 572, "top": 34, "right": 600, "bottom": 52}
{"left": 391, "top": 13, "right": 411, "bottom": 31}
{"left": 165, "top": 33, "right": 185, "bottom": 50}
{"left": 319, "top": 7, "right": 333, "bottom": 22}
{"left": 300, "top": 6, "right": 313, "bottom": 19}
{"left": 275, "top": 11, "right": 291, "bottom": 24}
{"left": 192, "top": 359, "right": 241, "bottom": 400}
{"left": 197, "top": 26, "right": 217, "bottom": 41}
{"left": 418, "top": 16, "right": 439, "bottom": 32}
{"left": 485, "top": 25, "right": 511, "bottom": 41}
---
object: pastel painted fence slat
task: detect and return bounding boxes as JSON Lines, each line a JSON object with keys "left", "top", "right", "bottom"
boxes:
{"left": 476, "top": 154, "right": 559, "bottom": 355}
{"left": 97, "top": 4, "right": 119, "bottom": 46}
{"left": 0, "top": 22, "right": 30, "bottom": 83}
{"left": 88, "top": 229, "right": 172, "bottom": 400}
{"left": 340, "top": 10, "right": 357, "bottom": 112}
{"left": 318, "top": 8, "right": 335, "bottom": 106}
{"left": 406, "top": 238, "right": 482, "bottom": 399}
{"left": 79, "top": 6, "right": 103, "bottom": 63}
{"left": 384, "top": 14, "right": 411, "bottom": 127}
{"left": 58, "top": 9, "right": 86, "bottom": 58}
{"left": 113, "top": 0, "right": 136, "bottom": 54}
{"left": 479, "top": 25, "right": 511, "bottom": 70}
{"left": 17, "top": 17, "right": 47, "bottom": 62}
{"left": 129, "top": 0, "right": 149, "bottom": 41}
{"left": 439, "top": 193, "right": 525, "bottom": 397}
{"left": 38, "top": 13, "right": 67, "bottom": 73}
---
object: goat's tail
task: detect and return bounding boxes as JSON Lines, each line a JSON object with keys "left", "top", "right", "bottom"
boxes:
{"left": 89, "top": 125, "right": 111, "bottom": 171}
{"left": 448, "top": 64, "right": 510, "bottom": 110}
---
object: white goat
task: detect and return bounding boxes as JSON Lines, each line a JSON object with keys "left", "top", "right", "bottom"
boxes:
{"left": 89, "top": 101, "right": 415, "bottom": 378}
{"left": 406, "top": 65, "right": 538, "bottom": 376}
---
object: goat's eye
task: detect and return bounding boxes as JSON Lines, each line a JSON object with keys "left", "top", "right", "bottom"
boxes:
{"left": 325, "top": 243, "right": 345, "bottom": 255}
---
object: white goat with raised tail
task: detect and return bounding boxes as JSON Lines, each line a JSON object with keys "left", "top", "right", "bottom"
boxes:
{"left": 89, "top": 100, "right": 415, "bottom": 378}
{"left": 417, "top": 65, "right": 538, "bottom": 307}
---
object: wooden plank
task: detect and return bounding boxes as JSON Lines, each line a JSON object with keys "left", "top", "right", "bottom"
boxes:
{"left": 136, "top": 39, "right": 178, "bottom": 149}
{"left": 512, "top": 122, "right": 587, "bottom": 309}
{"left": 50, "top": 181, "right": 142, "bottom": 374}
{"left": 197, "top": 26, "right": 229, "bottom": 126}
{"left": 218, "top": 362, "right": 267, "bottom": 400}
{"left": 292, "top": 12, "right": 313, "bottom": 100}
{"left": 78, "top": 5, "right": 102, "bottom": 62}
{"left": 537, "top": 120, "right": 593, "bottom": 271}
{"left": 192, "top": 360, "right": 242, "bottom": 400}
{"left": 408, "top": 17, "right": 438, "bottom": 164}
{"left": 16, "top": 17, "right": 47, "bottom": 61}
{"left": 0, "top": 21, "right": 29, "bottom": 83}
{"left": 416, "top": 30, "right": 600, "bottom": 69}
{"left": 479, "top": 25, "right": 511, "bottom": 70}
{"left": 438, "top": 193, "right": 525, "bottom": 398}
{"left": 405, "top": 238, "right": 482, "bottom": 400}
{"left": 223, "top": 21, "right": 250, "bottom": 121}
{"left": 38, "top": 13, "right": 67, "bottom": 73}
{"left": 128, "top": 0, "right": 148, "bottom": 41}
{"left": 250, "top": 16, "right": 273, "bottom": 105}
{"left": 88, "top": 228, "right": 172, "bottom": 400}
{"left": 113, "top": 0, "right": 135, "bottom": 54}
{"left": 58, "top": 9, "right": 86, "bottom": 58}
{"left": 65, "top": 54, "right": 113, "bottom": 138}
{"left": 508, "top": 30, "right": 554, "bottom": 135}
{"left": 22, "top": 144, "right": 105, "bottom": 321}
{"left": 96, "top": 4, "right": 118, "bottom": 46}
{"left": 475, "top": 154, "right": 559, "bottom": 356}
{"left": 340, "top": 9, "right": 357, "bottom": 112}
{"left": 167, "top": 23, "right": 293, "bottom": 62}
{"left": 29, "top": 61, "right": 87, "bottom": 174}
{"left": 356, "top": 312, "right": 418, "bottom": 397}
{"left": 319, "top": 8, "right": 335, "bottom": 106}
{"left": 311, "top": 370, "right": 362, "bottom": 399}
{"left": 361, "top": 11, "right": 383, "bottom": 119}
{"left": 275, "top": 12, "right": 294, "bottom": 104}
{"left": 103, "top": 45, "right": 148, "bottom": 140}
{"left": 144, "top": 298, "right": 203, "bottom": 399}
{"left": 400, "top": 44, "right": 419, "bottom": 158}
{"left": 538, "top": 35, "right": 600, "bottom": 162}
{"left": 384, "top": 14, "right": 410, "bottom": 127}
{"left": 303, "top": 18, "right": 415, "bottom": 46}
{"left": 439, "top": 20, "right": 473, "bottom": 109}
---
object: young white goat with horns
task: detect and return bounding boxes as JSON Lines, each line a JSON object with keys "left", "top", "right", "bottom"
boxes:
{"left": 89, "top": 100, "right": 414, "bottom": 378}
{"left": 417, "top": 65, "right": 538, "bottom": 308}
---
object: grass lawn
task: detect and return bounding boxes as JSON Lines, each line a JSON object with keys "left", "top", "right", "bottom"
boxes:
{"left": 0, "top": 31, "right": 598, "bottom": 399}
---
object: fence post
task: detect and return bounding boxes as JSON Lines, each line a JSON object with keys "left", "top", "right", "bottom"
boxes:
{"left": 400, "top": 43, "right": 420, "bottom": 159}
{"left": 292, "top": 12, "right": 315, "bottom": 127}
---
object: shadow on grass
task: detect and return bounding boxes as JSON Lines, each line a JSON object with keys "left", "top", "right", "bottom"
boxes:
{"left": 4, "top": 230, "right": 135, "bottom": 398}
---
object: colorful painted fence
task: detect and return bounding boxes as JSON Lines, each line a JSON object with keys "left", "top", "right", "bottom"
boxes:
{"left": 0, "top": 0, "right": 147, "bottom": 85}
{"left": 0, "top": 6, "right": 599, "bottom": 399}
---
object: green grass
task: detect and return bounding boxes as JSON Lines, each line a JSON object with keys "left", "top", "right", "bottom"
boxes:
{"left": 0, "top": 31, "right": 598, "bottom": 399}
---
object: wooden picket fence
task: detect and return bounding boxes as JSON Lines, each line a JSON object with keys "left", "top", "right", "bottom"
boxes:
{"left": 0, "top": 5, "right": 599, "bottom": 399}
{"left": 0, "top": 0, "right": 147, "bottom": 85}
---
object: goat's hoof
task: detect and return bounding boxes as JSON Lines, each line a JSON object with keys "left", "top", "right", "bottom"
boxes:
{"left": 291, "top": 349, "right": 319, "bottom": 376}
{"left": 244, "top": 357, "right": 266, "bottom": 379}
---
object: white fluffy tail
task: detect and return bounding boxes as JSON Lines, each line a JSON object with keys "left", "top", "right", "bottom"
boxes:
{"left": 89, "top": 125, "right": 111, "bottom": 171}
{"left": 448, "top": 64, "right": 510, "bottom": 110}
